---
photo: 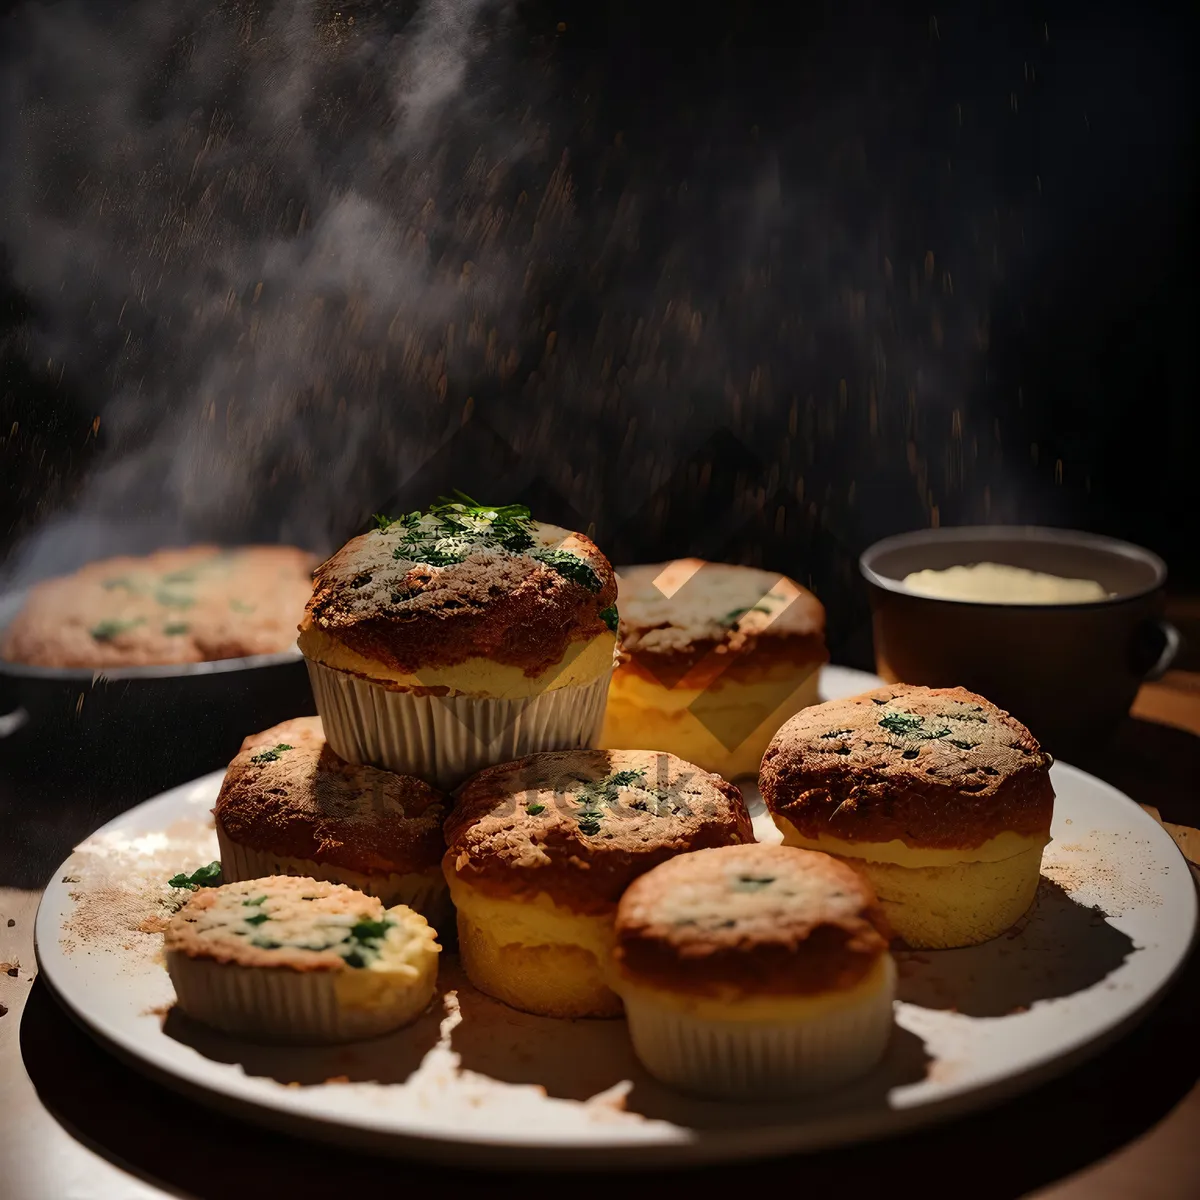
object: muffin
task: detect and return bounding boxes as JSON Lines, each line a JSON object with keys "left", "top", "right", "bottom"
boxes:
{"left": 214, "top": 716, "right": 451, "bottom": 933}
{"left": 600, "top": 559, "right": 828, "bottom": 779}
{"left": 612, "top": 844, "right": 895, "bottom": 1099}
{"left": 1, "top": 544, "right": 316, "bottom": 668}
{"left": 300, "top": 499, "right": 618, "bottom": 789}
{"left": 760, "top": 684, "right": 1055, "bottom": 949}
{"left": 443, "top": 748, "right": 755, "bottom": 1017}
{"left": 164, "top": 876, "right": 440, "bottom": 1043}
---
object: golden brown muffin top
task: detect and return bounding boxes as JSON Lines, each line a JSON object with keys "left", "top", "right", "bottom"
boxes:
{"left": 214, "top": 717, "right": 447, "bottom": 877}
{"left": 614, "top": 844, "right": 890, "bottom": 997}
{"left": 443, "top": 749, "right": 754, "bottom": 914}
{"left": 303, "top": 501, "right": 617, "bottom": 678}
{"left": 1, "top": 545, "right": 317, "bottom": 668}
{"left": 759, "top": 684, "right": 1055, "bottom": 850}
{"left": 614, "top": 559, "right": 826, "bottom": 687}
{"left": 164, "top": 876, "right": 435, "bottom": 972}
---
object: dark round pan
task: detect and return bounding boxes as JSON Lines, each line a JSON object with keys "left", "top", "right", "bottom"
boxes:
{"left": 0, "top": 589, "right": 316, "bottom": 792}
{"left": 859, "top": 526, "right": 1181, "bottom": 757}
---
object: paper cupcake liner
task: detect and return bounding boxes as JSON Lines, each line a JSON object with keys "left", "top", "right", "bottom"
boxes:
{"left": 305, "top": 658, "right": 613, "bottom": 789}
{"left": 215, "top": 831, "right": 453, "bottom": 936}
{"left": 166, "top": 951, "right": 428, "bottom": 1044}
{"left": 619, "top": 957, "right": 897, "bottom": 1100}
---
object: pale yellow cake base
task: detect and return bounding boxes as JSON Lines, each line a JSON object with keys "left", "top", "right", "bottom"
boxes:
{"left": 773, "top": 817, "right": 1048, "bottom": 949}
{"left": 446, "top": 875, "right": 621, "bottom": 1018}
{"left": 601, "top": 664, "right": 821, "bottom": 779}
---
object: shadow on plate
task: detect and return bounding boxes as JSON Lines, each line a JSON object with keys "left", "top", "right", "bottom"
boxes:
{"left": 161, "top": 1001, "right": 444, "bottom": 1086}
{"left": 895, "top": 877, "right": 1136, "bottom": 1018}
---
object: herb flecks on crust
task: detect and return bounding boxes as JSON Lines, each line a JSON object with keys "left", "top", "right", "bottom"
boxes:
{"left": 250, "top": 742, "right": 294, "bottom": 765}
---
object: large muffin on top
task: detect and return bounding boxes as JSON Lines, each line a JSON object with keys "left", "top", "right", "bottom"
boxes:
{"left": 298, "top": 498, "right": 618, "bottom": 789}
{"left": 214, "top": 716, "right": 450, "bottom": 932}
{"left": 601, "top": 558, "right": 827, "bottom": 779}
{"left": 759, "top": 683, "right": 1055, "bottom": 948}
{"left": 443, "top": 747, "right": 754, "bottom": 1018}
{"left": 2, "top": 545, "right": 316, "bottom": 668}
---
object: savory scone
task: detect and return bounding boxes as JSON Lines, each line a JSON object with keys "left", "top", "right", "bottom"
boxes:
{"left": 612, "top": 844, "right": 895, "bottom": 1099}
{"left": 760, "top": 684, "right": 1055, "bottom": 948}
{"left": 214, "top": 716, "right": 450, "bottom": 932}
{"left": 164, "top": 876, "right": 440, "bottom": 1043}
{"left": 1, "top": 544, "right": 316, "bottom": 668}
{"left": 600, "top": 559, "right": 828, "bottom": 779}
{"left": 443, "top": 748, "right": 755, "bottom": 1018}
{"left": 299, "top": 498, "right": 618, "bottom": 788}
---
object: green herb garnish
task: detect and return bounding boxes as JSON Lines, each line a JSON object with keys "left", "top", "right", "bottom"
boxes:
{"left": 228, "top": 599, "right": 256, "bottom": 613}
{"left": 250, "top": 743, "right": 294, "bottom": 764}
{"left": 164, "top": 622, "right": 189, "bottom": 635}
{"left": 349, "top": 919, "right": 394, "bottom": 943}
{"left": 732, "top": 875, "right": 776, "bottom": 892}
{"left": 101, "top": 577, "right": 138, "bottom": 591}
{"left": 161, "top": 568, "right": 197, "bottom": 584}
{"left": 600, "top": 605, "right": 619, "bottom": 633}
{"left": 90, "top": 617, "right": 145, "bottom": 641}
{"left": 155, "top": 590, "right": 194, "bottom": 608}
{"left": 721, "top": 603, "right": 772, "bottom": 626}
{"left": 244, "top": 895, "right": 267, "bottom": 906}
{"left": 338, "top": 917, "right": 395, "bottom": 969}
{"left": 533, "top": 549, "right": 602, "bottom": 591}
{"left": 168, "top": 861, "right": 222, "bottom": 890}
{"left": 525, "top": 803, "right": 547, "bottom": 816}
{"left": 879, "top": 711, "right": 950, "bottom": 740}
{"left": 572, "top": 768, "right": 650, "bottom": 834}
{"left": 245, "top": 912, "right": 270, "bottom": 926}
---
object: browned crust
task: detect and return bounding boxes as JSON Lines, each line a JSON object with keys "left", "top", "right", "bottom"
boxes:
{"left": 164, "top": 876, "right": 384, "bottom": 971}
{"left": 616, "top": 638, "right": 827, "bottom": 694}
{"left": 1, "top": 545, "right": 316, "bottom": 668}
{"left": 214, "top": 717, "right": 447, "bottom": 876}
{"left": 304, "top": 527, "right": 617, "bottom": 677}
{"left": 443, "top": 749, "right": 755, "bottom": 914}
{"left": 614, "top": 560, "right": 827, "bottom": 684}
{"left": 759, "top": 685, "right": 1055, "bottom": 850}
{"left": 614, "top": 844, "right": 890, "bottom": 997}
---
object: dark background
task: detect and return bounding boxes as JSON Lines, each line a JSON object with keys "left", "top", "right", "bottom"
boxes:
{"left": 0, "top": 0, "right": 1196, "bottom": 670}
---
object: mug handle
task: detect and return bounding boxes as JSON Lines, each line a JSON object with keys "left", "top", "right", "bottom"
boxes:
{"left": 1143, "top": 619, "right": 1182, "bottom": 681}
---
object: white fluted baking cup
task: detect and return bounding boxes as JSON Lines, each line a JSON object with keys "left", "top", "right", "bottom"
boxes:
{"left": 214, "top": 833, "right": 452, "bottom": 935}
{"left": 618, "top": 957, "right": 898, "bottom": 1100}
{"left": 165, "top": 951, "right": 436, "bottom": 1044}
{"left": 305, "top": 659, "right": 613, "bottom": 789}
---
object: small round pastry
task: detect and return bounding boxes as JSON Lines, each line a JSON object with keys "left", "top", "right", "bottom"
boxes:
{"left": 600, "top": 559, "right": 828, "bottom": 779}
{"left": 760, "top": 684, "right": 1055, "bottom": 949}
{"left": 443, "top": 748, "right": 755, "bottom": 1018}
{"left": 612, "top": 844, "right": 895, "bottom": 1099}
{"left": 214, "top": 716, "right": 451, "bottom": 933}
{"left": 1, "top": 544, "right": 316, "bottom": 668}
{"left": 164, "top": 877, "right": 440, "bottom": 1043}
{"left": 300, "top": 499, "right": 618, "bottom": 789}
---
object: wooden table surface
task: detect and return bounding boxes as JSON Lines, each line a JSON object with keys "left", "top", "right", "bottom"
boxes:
{"left": 2, "top": 673, "right": 1198, "bottom": 1200}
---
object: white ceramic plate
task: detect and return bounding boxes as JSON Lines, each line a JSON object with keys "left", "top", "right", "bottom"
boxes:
{"left": 35, "top": 667, "right": 1197, "bottom": 1168}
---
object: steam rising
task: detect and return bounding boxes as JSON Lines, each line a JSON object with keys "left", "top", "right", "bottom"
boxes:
{"left": 1, "top": 0, "right": 1035, "bottom": 628}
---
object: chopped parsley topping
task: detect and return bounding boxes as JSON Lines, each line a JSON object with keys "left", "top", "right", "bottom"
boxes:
{"left": 243, "top": 895, "right": 267, "bottom": 906}
{"left": 732, "top": 875, "right": 776, "bottom": 892}
{"left": 599, "top": 605, "right": 619, "bottom": 633}
{"left": 161, "top": 569, "right": 197, "bottom": 584}
{"left": 525, "top": 802, "right": 547, "bottom": 816}
{"left": 373, "top": 494, "right": 598, "bottom": 585}
{"left": 245, "top": 912, "right": 270, "bottom": 926}
{"left": 163, "top": 622, "right": 189, "bottom": 636}
{"left": 101, "top": 577, "right": 139, "bottom": 591}
{"left": 250, "top": 742, "right": 294, "bottom": 765}
{"left": 878, "top": 711, "right": 950, "bottom": 740}
{"left": 570, "top": 768, "right": 680, "bottom": 833}
{"left": 531, "top": 549, "right": 602, "bottom": 591}
{"left": 721, "top": 603, "right": 771, "bottom": 626}
{"left": 155, "top": 590, "right": 194, "bottom": 608}
{"left": 168, "top": 861, "right": 223, "bottom": 890}
{"left": 90, "top": 617, "right": 145, "bottom": 641}
{"left": 341, "top": 918, "right": 395, "bottom": 968}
